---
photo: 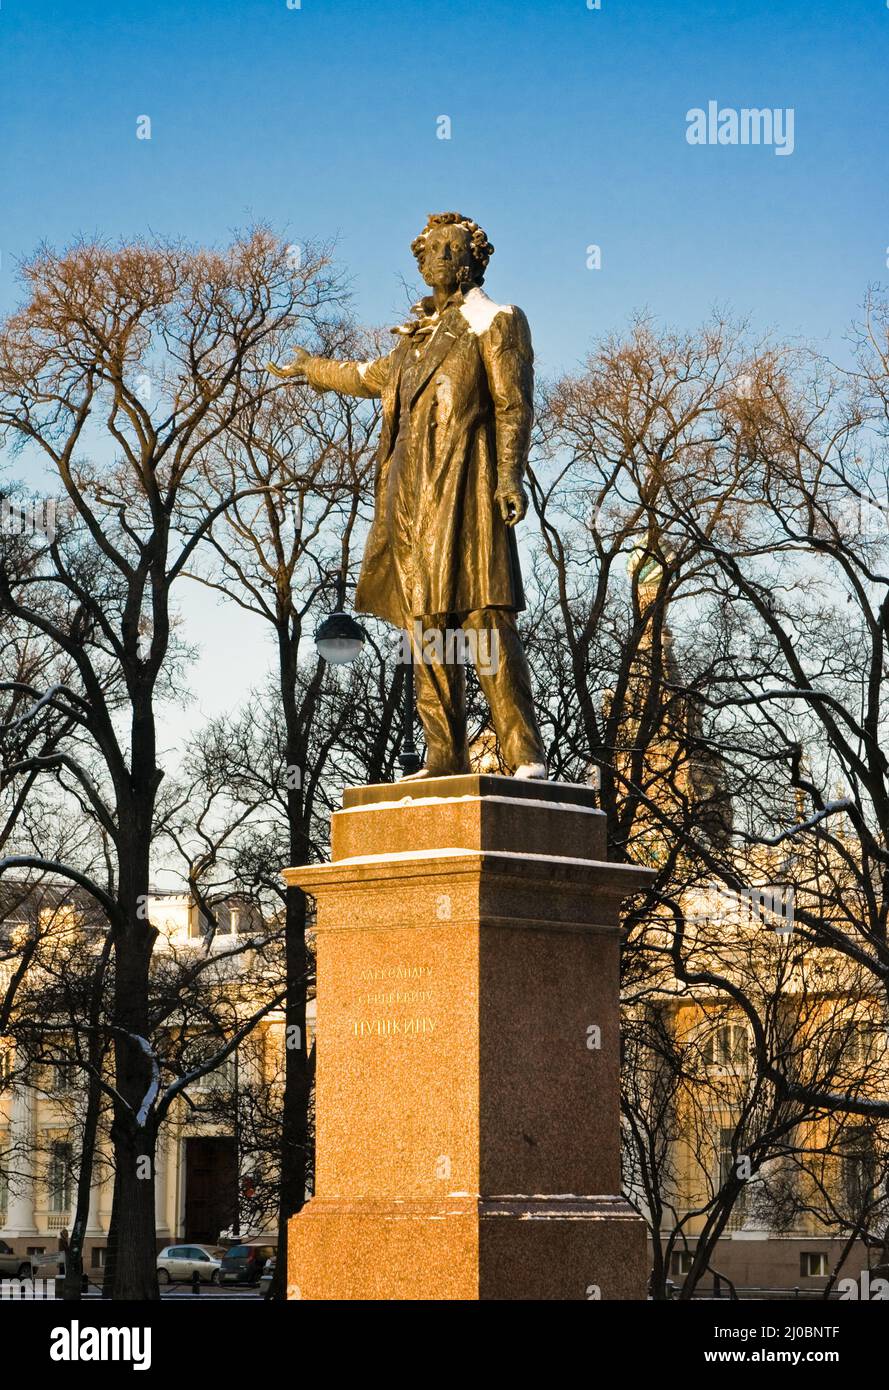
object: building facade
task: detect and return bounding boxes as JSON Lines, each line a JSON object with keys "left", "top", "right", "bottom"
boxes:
{"left": 0, "top": 887, "right": 307, "bottom": 1272}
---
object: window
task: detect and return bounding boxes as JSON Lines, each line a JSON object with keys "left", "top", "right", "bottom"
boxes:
{"left": 800, "top": 1252, "right": 828, "bottom": 1277}
{"left": 90, "top": 1246, "right": 107, "bottom": 1269}
{"left": 47, "top": 1141, "right": 73, "bottom": 1213}
{"left": 199, "top": 1051, "right": 236, "bottom": 1091}
{"left": 216, "top": 1054, "right": 236, "bottom": 1088}
{"left": 840, "top": 1127, "right": 878, "bottom": 1216}
{"left": 845, "top": 1024, "right": 884, "bottom": 1067}
{"left": 0, "top": 1159, "right": 7, "bottom": 1212}
{"left": 191, "top": 903, "right": 234, "bottom": 938}
{"left": 717, "top": 1126, "right": 748, "bottom": 1221}
{"left": 703, "top": 1022, "right": 750, "bottom": 1070}
{"left": 718, "top": 1128, "right": 738, "bottom": 1184}
{"left": 670, "top": 1249, "right": 695, "bottom": 1275}
{"left": 52, "top": 1063, "right": 74, "bottom": 1094}
{"left": 209, "top": 906, "right": 233, "bottom": 936}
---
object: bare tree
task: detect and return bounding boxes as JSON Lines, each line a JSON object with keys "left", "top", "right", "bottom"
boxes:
{"left": 531, "top": 310, "right": 889, "bottom": 1294}
{"left": 0, "top": 230, "right": 341, "bottom": 1297}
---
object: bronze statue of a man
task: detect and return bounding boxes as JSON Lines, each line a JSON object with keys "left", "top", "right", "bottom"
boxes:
{"left": 269, "top": 211, "right": 547, "bottom": 780}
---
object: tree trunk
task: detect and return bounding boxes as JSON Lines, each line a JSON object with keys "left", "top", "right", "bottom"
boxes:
{"left": 106, "top": 871, "right": 159, "bottom": 1300}
{"left": 108, "top": 1106, "right": 158, "bottom": 1300}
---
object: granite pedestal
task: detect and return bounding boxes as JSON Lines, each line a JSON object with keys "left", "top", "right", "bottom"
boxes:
{"left": 283, "top": 774, "right": 652, "bottom": 1300}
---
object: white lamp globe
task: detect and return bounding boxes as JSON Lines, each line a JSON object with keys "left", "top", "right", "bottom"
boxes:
{"left": 314, "top": 610, "right": 366, "bottom": 666}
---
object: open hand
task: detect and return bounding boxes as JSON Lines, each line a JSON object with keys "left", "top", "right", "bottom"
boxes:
{"left": 266, "top": 346, "right": 310, "bottom": 382}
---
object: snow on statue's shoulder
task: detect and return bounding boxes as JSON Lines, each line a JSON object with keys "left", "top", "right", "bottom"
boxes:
{"left": 459, "top": 286, "right": 513, "bottom": 335}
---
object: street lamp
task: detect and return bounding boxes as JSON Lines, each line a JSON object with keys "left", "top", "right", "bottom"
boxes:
{"left": 313, "top": 610, "right": 366, "bottom": 666}
{"left": 397, "top": 651, "right": 422, "bottom": 776}
{"left": 312, "top": 604, "right": 421, "bottom": 778}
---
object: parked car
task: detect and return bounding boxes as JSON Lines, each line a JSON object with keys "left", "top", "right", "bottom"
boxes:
{"left": 219, "top": 1242, "right": 276, "bottom": 1286}
{"left": 0, "top": 1240, "right": 34, "bottom": 1280}
{"left": 157, "top": 1244, "right": 222, "bottom": 1285}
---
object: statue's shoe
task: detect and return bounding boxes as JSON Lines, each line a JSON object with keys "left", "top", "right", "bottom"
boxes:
{"left": 514, "top": 762, "right": 548, "bottom": 780}
{"left": 400, "top": 764, "right": 548, "bottom": 782}
{"left": 399, "top": 766, "right": 467, "bottom": 782}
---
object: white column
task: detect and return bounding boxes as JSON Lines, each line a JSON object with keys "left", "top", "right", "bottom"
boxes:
{"left": 4, "top": 1083, "right": 38, "bottom": 1236}
{"left": 85, "top": 1159, "right": 103, "bottom": 1236}
{"left": 154, "top": 1135, "right": 170, "bottom": 1235}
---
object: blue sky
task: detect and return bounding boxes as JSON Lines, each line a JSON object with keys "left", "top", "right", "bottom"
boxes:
{"left": 2, "top": 0, "right": 887, "bottom": 759}
{"left": 2, "top": 0, "right": 887, "bottom": 367}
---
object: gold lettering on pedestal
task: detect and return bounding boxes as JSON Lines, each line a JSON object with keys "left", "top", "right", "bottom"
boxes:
{"left": 358, "top": 966, "right": 433, "bottom": 980}
{"left": 351, "top": 1017, "right": 436, "bottom": 1038}
{"left": 348, "top": 965, "right": 438, "bottom": 1039}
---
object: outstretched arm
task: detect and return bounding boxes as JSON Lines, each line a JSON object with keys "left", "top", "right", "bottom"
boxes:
{"left": 267, "top": 346, "right": 393, "bottom": 400}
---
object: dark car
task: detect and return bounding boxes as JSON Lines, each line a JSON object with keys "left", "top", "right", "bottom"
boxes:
{"left": 219, "top": 1243, "right": 276, "bottom": 1286}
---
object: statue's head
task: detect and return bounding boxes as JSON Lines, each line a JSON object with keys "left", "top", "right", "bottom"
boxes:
{"left": 411, "top": 212, "right": 494, "bottom": 293}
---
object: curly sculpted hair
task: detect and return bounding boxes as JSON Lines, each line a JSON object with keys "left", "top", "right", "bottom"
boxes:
{"left": 411, "top": 212, "right": 494, "bottom": 287}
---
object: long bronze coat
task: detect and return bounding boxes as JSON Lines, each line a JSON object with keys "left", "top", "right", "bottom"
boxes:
{"left": 302, "top": 286, "right": 534, "bottom": 627}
